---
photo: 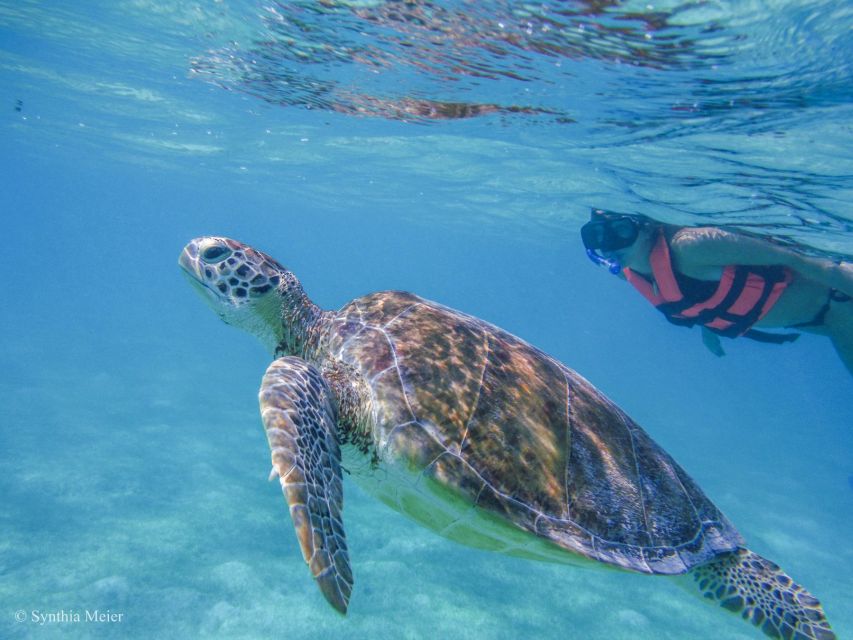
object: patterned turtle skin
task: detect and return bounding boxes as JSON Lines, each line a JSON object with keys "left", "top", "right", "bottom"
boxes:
{"left": 179, "top": 236, "right": 835, "bottom": 640}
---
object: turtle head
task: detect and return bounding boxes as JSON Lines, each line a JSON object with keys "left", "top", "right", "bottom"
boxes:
{"left": 179, "top": 237, "right": 291, "bottom": 350}
{"left": 180, "top": 237, "right": 284, "bottom": 305}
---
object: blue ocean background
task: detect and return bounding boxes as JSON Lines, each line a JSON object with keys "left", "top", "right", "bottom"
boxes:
{"left": 1, "top": 2, "right": 851, "bottom": 638}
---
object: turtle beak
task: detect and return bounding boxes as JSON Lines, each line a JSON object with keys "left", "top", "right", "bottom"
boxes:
{"left": 178, "top": 239, "right": 203, "bottom": 279}
{"left": 178, "top": 239, "right": 218, "bottom": 301}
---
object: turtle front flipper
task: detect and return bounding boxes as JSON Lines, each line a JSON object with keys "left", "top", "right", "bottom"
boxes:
{"left": 259, "top": 356, "right": 353, "bottom": 614}
{"left": 685, "top": 548, "right": 834, "bottom": 639}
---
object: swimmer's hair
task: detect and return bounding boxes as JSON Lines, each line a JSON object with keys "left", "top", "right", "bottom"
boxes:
{"left": 589, "top": 208, "right": 664, "bottom": 231}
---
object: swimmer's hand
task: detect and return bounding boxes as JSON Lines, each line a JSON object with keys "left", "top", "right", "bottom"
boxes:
{"left": 701, "top": 327, "right": 725, "bottom": 357}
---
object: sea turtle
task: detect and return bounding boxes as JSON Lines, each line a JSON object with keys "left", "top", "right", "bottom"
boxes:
{"left": 179, "top": 236, "right": 834, "bottom": 639}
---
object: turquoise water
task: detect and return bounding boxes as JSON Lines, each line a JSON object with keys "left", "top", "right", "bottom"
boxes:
{"left": 1, "top": 2, "right": 851, "bottom": 638}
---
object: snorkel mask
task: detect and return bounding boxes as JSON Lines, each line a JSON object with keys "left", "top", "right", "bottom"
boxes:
{"left": 581, "top": 209, "right": 641, "bottom": 274}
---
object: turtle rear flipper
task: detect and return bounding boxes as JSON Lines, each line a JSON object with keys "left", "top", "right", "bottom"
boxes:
{"left": 259, "top": 356, "right": 353, "bottom": 614}
{"left": 685, "top": 548, "right": 834, "bottom": 639}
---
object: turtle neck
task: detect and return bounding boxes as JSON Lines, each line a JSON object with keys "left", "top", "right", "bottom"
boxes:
{"left": 273, "top": 272, "right": 332, "bottom": 360}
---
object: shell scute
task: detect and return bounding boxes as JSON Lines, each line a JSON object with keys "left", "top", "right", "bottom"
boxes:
{"left": 423, "top": 452, "right": 486, "bottom": 504}
{"left": 386, "top": 420, "right": 445, "bottom": 471}
{"left": 642, "top": 545, "right": 686, "bottom": 574}
{"left": 385, "top": 301, "right": 489, "bottom": 449}
{"left": 459, "top": 332, "right": 570, "bottom": 519}
{"left": 564, "top": 379, "right": 650, "bottom": 545}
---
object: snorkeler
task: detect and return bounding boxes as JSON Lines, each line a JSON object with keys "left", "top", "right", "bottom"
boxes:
{"left": 581, "top": 209, "right": 853, "bottom": 376}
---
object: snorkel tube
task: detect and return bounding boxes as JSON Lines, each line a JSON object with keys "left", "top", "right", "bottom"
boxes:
{"left": 586, "top": 249, "right": 623, "bottom": 274}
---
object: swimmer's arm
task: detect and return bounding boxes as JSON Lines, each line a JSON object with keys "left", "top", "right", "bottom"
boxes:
{"left": 671, "top": 227, "right": 853, "bottom": 296}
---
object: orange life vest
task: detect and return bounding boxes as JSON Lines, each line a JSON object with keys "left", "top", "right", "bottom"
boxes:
{"left": 623, "top": 231, "right": 796, "bottom": 342}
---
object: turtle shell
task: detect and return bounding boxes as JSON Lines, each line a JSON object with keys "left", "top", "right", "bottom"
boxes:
{"left": 324, "top": 291, "right": 742, "bottom": 574}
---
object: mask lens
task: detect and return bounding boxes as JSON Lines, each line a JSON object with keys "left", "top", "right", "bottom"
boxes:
{"left": 610, "top": 218, "right": 639, "bottom": 245}
{"left": 580, "top": 221, "right": 607, "bottom": 250}
{"left": 581, "top": 216, "right": 639, "bottom": 251}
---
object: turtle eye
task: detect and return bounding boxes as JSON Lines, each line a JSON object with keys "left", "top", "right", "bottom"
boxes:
{"left": 201, "top": 245, "right": 231, "bottom": 263}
